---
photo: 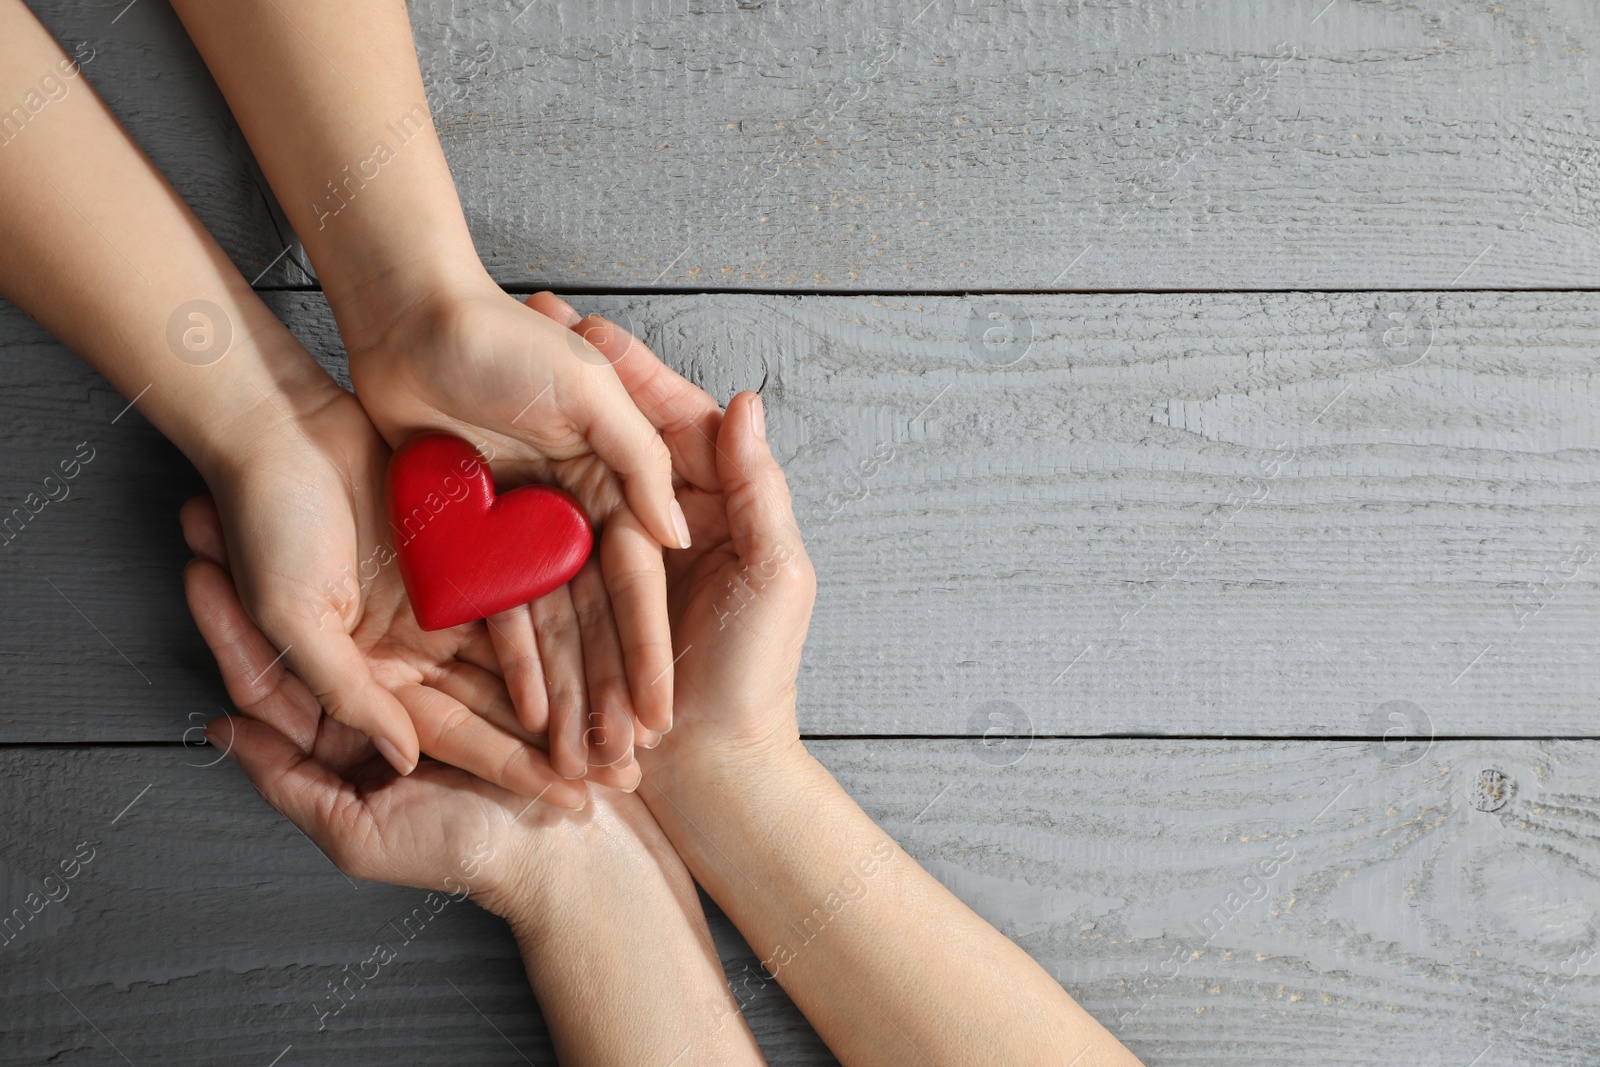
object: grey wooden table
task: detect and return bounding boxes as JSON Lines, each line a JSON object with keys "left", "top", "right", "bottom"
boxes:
{"left": 3, "top": 1, "right": 1598, "bottom": 1064}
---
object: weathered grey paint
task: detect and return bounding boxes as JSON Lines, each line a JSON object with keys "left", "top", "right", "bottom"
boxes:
{"left": 2, "top": 292, "right": 1593, "bottom": 739}
{"left": 0, "top": 742, "right": 1594, "bottom": 1066}
{"left": 24, "top": 0, "right": 1600, "bottom": 291}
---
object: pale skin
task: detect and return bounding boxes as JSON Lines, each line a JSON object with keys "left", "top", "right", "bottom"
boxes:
{"left": 164, "top": 0, "right": 685, "bottom": 777}
{"left": 0, "top": 3, "right": 645, "bottom": 802}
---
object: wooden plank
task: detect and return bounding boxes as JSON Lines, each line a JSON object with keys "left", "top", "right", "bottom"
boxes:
{"left": 2, "top": 290, "right": 1596, "bottom": 740}
{"left": 1, "top": 741, "right": 1596, "bottom": 1065}
{"left": 24, "top": 0, "right": 1600, "bottom": 291}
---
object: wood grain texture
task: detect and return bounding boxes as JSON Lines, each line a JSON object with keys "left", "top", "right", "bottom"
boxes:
{"left": 23, "top": 0, "right": 1600, "bottom": 291}
{"left": 1, "top": 741, "right": 1595, "bottom": 1066}
{"left": 2, "top": 291, "right": 1594, "bottom": 740}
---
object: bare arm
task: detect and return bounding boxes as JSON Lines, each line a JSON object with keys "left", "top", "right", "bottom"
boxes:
{"left": 0, "top": 0, "right": 332, "bottom": 481}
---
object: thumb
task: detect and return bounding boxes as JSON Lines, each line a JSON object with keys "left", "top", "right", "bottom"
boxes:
{"left": 715, "top": 392, "right": 806, "bottom": 574}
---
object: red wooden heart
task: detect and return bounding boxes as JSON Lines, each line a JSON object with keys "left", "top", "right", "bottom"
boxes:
{"left": 387, "top": 432, "right": 592, "bottom": 631}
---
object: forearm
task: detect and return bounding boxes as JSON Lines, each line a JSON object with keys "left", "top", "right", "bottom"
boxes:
{"left": 0, "top": 3, "right": 338, "bottom": 481}
{"left": 642, "top": 739, "right": 1142, "bottom": 1067}
{"left": 166, "top": 0, "right": 485, "bottom": 350}
{"left": 496, "top": 790, "right": 765, "bottom": 1067}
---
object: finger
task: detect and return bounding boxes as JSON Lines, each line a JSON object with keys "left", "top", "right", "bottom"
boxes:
{"left": 265, "top": 608, "right": 421, "bottom": 778}
{"left": 485, "top": 604, "right": 550, "bottom": 734}
{"left": 524, "top": 292, "right": 721, "bottom": 491}
{"left": 452, "top": 624, "right": 502, "bottom": 677}
{"left": 599, "top": 510, "right": 673, "bottom": 735}
{"left": 425, "top": 659, "right": 518, "bottom": 724}
{"left": 564, "top": 352, "right": 687, "bottom": 552}
{"left": 526, "top": 291, "right": 582, "bottom": 328}
{"left": 204, "top": 715, "right": 362, "bottom": 854}
{"left": 635, "top": 723, "right": 663, "bottom": 750}
{"left": 716, "top": 391, "right": 805, "bottom": 569}
{"left": 184, "top": 559, "right": 320, "bottom": 752}
{"left": 423, "top": 661, "right": 639, "bottom": 793}
{"left": 531, "top": 582, "right": 590, "bottom": 780}
{"left": 570, "top": 558, "right": 636, "bottom": 768}
{"left": 428, "top": 660, "right": 546, "bottom": 749}
{"left": 179, "top": 496, "right": 231, "bottom": 569}
{"left": 424, "top": 662, "right": 641, "bottom": 794}
{"left": 587, "top": 754, "right": 640, "bottom": 793}
{"left": 393, "top": 682, "right": 587, "bottom": 809}
{"left": 574, "top": 313, "right": 723, "bottom": 493}
{"left": 179, "top": 495, "right": 225, "bottom": 563}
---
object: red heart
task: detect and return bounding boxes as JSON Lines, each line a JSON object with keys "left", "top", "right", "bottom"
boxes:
{"left": 386, "top": 432, "right": 592, "bottom": 631}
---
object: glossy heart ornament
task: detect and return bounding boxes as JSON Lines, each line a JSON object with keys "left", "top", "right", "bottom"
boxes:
{"left": 387, "top": 432, "right": 592, "bottom": 631}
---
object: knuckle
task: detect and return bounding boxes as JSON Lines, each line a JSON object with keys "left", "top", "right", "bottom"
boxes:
{"left": 493, "top": 743, "right": 533, "bottom": 790}
{"left": 430, "top": 705, "right": 474, "bottom": 747}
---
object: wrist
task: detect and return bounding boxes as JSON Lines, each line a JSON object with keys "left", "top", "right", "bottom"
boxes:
{"left": 641, "top": 720, "right": 813, "bottom": 810}
{"left": 473, "top": 791, "right": 644, "bottom": 931}
{"left": 319, "top": 221, "right": 491, "bottom": 362}
{"left": 160, "top": 319, "right": 348, "bottom": 488}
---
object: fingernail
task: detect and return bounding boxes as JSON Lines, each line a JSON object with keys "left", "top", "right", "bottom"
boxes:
{"left": 751, "top": 394, "right": 766, "bottom": 441}
{"left": 542, "top": 292, "right": 582, "bottom": 327}
{"left": 669, "top": 498, "right": 692, "bottom": 550}
{"left": 203, "top": 722, "right": 239, "bottom": 760}
{"left": 374, "top": 737, "right": 416, "bottom": 776}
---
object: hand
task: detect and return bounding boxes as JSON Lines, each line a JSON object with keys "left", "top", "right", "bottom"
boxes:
{"left": 652, "top": 390, "right": 817, "bottom": 763}
{"left": 187, "top": 381, "right": 637, "bottom": 803}
{"left": 342, "top": 276, "right": 685, "bottom": 773}
{"left": 561, "top": 321, "right": 815, "bottom": 765}
{"left": 190, "top": 555, "right": 655, "bottom": 920}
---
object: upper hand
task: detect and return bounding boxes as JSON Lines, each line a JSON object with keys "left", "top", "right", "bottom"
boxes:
{"left": 341, "top": 276, "right": 685, "bottom": 769}
{"left": 654, "top": 390, "right": 816, "bottom": 760}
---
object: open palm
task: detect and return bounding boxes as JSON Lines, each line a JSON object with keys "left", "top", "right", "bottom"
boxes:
{"left": 188, "top": 386, "right": 634, "bottom": 805}
{"left": 344, "top": 285, "right": 683, "bottom": 765}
